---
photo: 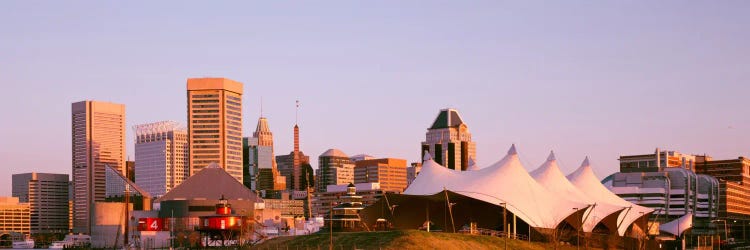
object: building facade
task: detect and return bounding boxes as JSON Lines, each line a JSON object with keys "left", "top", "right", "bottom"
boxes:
{"left": 311, "top": 183, "right": 387, "bottom": 218}
{"left": 420, "top": 109, "right": 476, "bottom": 171}
{"left": 134, "top": 121, "right": 189, "bottom": 198}
{"left": 187, "top": 78, "right": 244, "bottom": 182}
{"left": 607, "top": 149, "right": 721, "bottom": 236}
{"left": 354, "top": 158, "right": 408, "bottom": 193}
{"left": 406, "top": 162, "right": 422, "bottom": 187}
{"left": 0, "top": 197, "right": 30, "bottom": 236}
{"left": 12, "top": 173, "right": 70, "bottom": 234}
{"left": 316, "top": 149, "right": 355, "bottom": 192}
{"left": 71, "top": 100, "right": 126, "bottom": 234}
{"left": 619, "top": 148, "right": 699, "bottom": 173}
{"left": 695, "top": 156, "right": 750, "bottom": 240}
{"left": 243, "top": 117, "right": 286, "bottom": 191}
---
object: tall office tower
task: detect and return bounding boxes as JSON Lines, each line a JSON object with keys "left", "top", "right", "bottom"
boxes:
{"left": 134, "top": 121, "right": 189, "bottom": 198}
{"left": 187, "top": 78, "right": 244, "bottom": 182}
{"left": 353, "top": 158, "right": 408, "bottom": 193}
{"left": 420, "top": 108, "right": 476, "bottom": 171}
{"left": 276, "top": 125, "right": 311, "bottom": 191}
{"left": 71, "top": 100, "right": 126, "bottom": 234}
{"left": 316, "top": 149, "right": 355, "bottom": 192}
{"left": 243, "top": 117, "right": 286, "bottom": 191}
{"left": 12, "top": 173, "right": 70, "bottom": 234}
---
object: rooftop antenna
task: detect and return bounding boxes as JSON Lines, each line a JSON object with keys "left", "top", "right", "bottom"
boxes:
{"left": 295, "top": 99, "right": 300, "bottom": 124}
{"left": 260, "top": 96, "right": 263, "bottom": 117}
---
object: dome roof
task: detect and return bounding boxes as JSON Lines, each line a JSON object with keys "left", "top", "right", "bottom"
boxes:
{"left": 321, "top": 148, "right": 349, "bottom": 158}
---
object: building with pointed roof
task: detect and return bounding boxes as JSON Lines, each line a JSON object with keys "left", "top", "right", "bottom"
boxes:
{"left": 277, "top": 124, "right": 311, "bottom": 191}
{"left": 421, "top": 108, "right": 476, "bottom": 171}
{"left": 243, "top": 117, "right": 286, "bottom": 191}
{"left": 156, "top": 163, "right": 261, "bottom": 220}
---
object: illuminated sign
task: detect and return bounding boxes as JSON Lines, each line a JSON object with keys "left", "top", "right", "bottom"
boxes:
{"left": 138, "top": 218, "right": 165, "bottom": 231}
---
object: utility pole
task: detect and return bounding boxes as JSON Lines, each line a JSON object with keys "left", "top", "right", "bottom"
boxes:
{"left": 501, "top": 202, "right": 507, "bottom": 250}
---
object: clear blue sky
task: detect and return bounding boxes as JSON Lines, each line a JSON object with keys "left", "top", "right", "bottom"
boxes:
{"left": 1, "top": 1, "right": 749, "bottom": 195}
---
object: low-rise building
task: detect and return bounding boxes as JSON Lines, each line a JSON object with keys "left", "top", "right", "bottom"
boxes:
{"left": 311, "top": 183, "right": 388, "bottom": 218}
{"left": 354, "top": 158, "right": 408, "bottom": 193}
{"left": 695, "top": 155, "right": 750, "bottom": 240}
{"left": 0, "top": 197, "right": 30, "bottom": 236}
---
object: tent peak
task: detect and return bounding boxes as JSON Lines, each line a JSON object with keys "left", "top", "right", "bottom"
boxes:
{"left": 508, "top": 144, "right": 518, "bottom": 155}
{"left": 547, "top": 151, "right": 556, "bottom": 161}
{"left": 581, "top": 156, "right": 591, "bottom": 168}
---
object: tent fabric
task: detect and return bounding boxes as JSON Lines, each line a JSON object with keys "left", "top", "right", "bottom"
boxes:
{"left": 567, "top": 157, "right": 654, "bottom": 236}
{"left": 530, "top": 152, "right": 626, "bottom": 233}
{"left": 466, "top": 157, "right": 480, "bottom": 171}
{"left": 405, "top": 145, "right": 589, "bottom": 229}
{"left": 659, "top": 213, "right": 693, "bottom": 236}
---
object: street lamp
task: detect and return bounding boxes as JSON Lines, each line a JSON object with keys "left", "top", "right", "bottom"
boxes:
{"left": 712, "top": 219, "right": 729, "bottom": 244}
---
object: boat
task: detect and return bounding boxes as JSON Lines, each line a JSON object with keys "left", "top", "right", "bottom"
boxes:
{"left": 11, "top": 239, "right": 34, "bottom": 249}
{"left": 49, "top": 234, "right": 91, "bottom": 249}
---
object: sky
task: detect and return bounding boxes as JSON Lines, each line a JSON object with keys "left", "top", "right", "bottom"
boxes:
{"left": 1, "top": 1, "right": 749, "bottom": 196}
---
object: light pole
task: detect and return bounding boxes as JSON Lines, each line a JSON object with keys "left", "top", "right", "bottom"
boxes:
{"left": 389, "top": 205, "right": 398, "bottom": 229}
{"left": 500, "top": 202, "right": 507, "bottom": 250}
{"left": 448, "top": 202, "right": 457, "bottom": 233}
{"left": 573, "top": 207, "right": 580, "bottom": 250}
{"left": 712, "top": 219, "right": 728, "bottom": 245}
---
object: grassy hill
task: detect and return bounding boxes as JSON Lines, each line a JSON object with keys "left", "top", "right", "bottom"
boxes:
{"left": 250, "top": 230, "right": 588, "bottom": 250}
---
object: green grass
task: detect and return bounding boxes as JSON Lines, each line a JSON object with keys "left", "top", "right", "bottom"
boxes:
{"left": 249, "top": 230, "right": 591, "bottom": 250}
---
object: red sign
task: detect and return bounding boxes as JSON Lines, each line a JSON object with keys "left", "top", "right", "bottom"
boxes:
{"left": 138, "top": 218, "right": 165, "bottom": 231}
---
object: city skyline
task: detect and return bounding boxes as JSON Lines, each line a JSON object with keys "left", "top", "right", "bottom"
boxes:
{"left": 2, "top": 1, "right": 750, "bottom": 196}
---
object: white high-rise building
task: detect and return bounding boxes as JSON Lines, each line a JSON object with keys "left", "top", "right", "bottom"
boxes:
{"left": 134, "top": 121, "right": 189, "bottom": 198}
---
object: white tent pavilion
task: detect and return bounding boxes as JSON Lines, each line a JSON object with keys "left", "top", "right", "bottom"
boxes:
{"left": 405, "top": 145, "right": 589, "bottom": 229}
{"left": 530, "top": 152, "right": 626, "bottom": 233}
{"left": 659, "top": 213, "right": 693, "bottom": 236}
{"left": 567, "top": 157, "right": 654, "bottom": 236}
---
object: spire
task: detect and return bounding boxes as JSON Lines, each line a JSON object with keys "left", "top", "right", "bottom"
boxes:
{"left": 254, "top": 117, "right": 273, "bottom": 146}
{"left": 547, "top": 151, "right": 556, "bottom": 162}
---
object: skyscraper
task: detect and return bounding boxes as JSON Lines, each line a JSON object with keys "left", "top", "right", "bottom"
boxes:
{"left": 316, "top": 149, "right": 355, "bottom": 192}
{"left": 12, "top": 173, "right": 70, "bottom": 234}
{"left": 187, "top": 78, "right": 244, "bottom": 182}
{"left": 134, "top": 121, "right": 189, "bottom": 198}
{"left": 243, "top": 117, "right": 286, "bottom": 191}
{"left": 420, "top": 108, "right": 476, "bottom": 171}
{"left": 71, "top": 100, "right": 126, "bottom": 234}
{"left": 276, "top": 124, "right": 310, "bottom": 191}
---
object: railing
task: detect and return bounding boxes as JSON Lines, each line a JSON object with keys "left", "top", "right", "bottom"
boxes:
{"left": 458, "top": 227, "right": 529, "bottom": 241}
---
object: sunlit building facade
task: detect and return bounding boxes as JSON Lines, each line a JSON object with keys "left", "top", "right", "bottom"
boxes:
{"left": 71, "top": 100, "right": 126, "bottom": 234}
{"left": 0, "top": 197, "right": 31, "bottom": 236}
{"left": 421, "top": 109, "right": 476, "bottom": 171}
{"left": 316, "top": 149, "right": 355, "bottom": 192}
{"left": 354, "top": 158, "right": 408, "bottom": 193}
{"left": 187, "top": 78, "right": 244, "bottom": 182}
{"left": 12, "top": 173, "right": 70, "bottom": 234}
